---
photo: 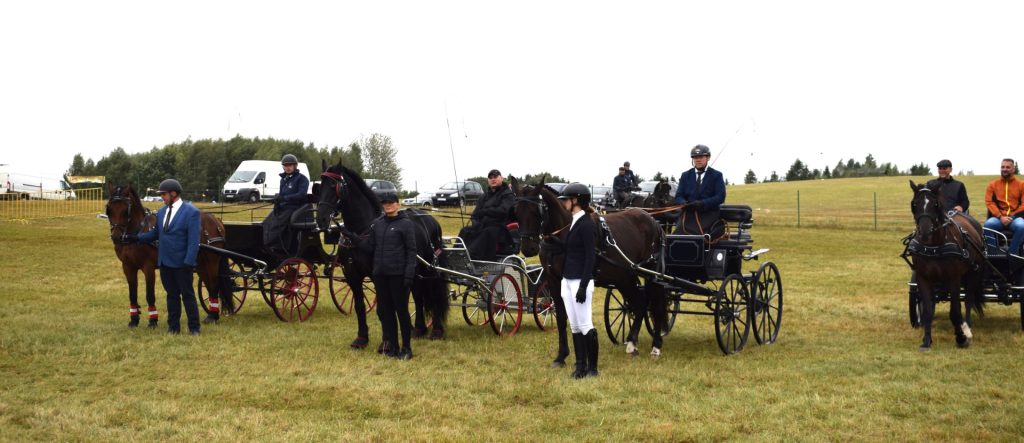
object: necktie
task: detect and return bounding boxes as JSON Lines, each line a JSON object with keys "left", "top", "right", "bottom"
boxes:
{"left": 164, "top": 204, "right": 173, "bottom": 230}
{"left": 696, "top": 171, "right": 704, "bottom": 187}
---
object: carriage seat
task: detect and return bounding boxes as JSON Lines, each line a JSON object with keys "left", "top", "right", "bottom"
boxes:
{"left": 495, "top": 222, "right": 521, "bottom": 257}
{"left": 289, "top": 203, "right": 318, "bottom": 231}
{"left": 720, "top": 205, "right": 752, "bottom": 224}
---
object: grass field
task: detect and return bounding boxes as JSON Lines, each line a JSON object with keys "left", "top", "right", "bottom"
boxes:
{"left": 2, "top": 177, "right": 1024, "bottom": 441}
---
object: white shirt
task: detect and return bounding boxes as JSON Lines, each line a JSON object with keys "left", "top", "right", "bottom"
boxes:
{"left": 163, "top": 198, "right": 183, "bottom": 228}
{"left": 569, "top": 209, "right": 586, "bottom": 230}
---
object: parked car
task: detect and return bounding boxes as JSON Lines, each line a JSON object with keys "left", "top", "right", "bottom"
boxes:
{"left": 635, "top": 180, "right": 678, "bottom": 198}
{"left": 590, "top": 185, "right": 612, "bottom": 206}
{"left": 402, "top": 193, "right": 433, "bottom": 207}
{"left": 365, "top": 179, "right": 399, "bottom": 202}
{"left": 431, "top": 181, "right": 484, "bottom": 207}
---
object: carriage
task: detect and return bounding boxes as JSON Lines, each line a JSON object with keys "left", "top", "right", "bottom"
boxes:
{"left": 415, "top": 226, "right": 556, "bottom": 337}
{"left": 905, "top": 226, "right": 1024, "bottom": 331}
{"left": 193, "top": 205, "right": 362, "bottom": 322}
{"left": 603, "top": 204, "right": 784, "bottom": 355}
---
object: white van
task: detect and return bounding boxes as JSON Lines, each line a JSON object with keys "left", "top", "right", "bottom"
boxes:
{"left": 0, "top": 172, "right": 76, "bottom": 200}
{"left": 222, "top": 160, "right": 311, "bottom": 203}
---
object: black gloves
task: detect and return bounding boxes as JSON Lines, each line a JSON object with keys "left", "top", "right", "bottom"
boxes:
{"left": 575, "top": 283, "right": 588, "bottom": 304}
{"left": 689, "top": 200, "right": 704, "bottom": 209}
{"left": 123, "top": 233, "right": 139, "bottom": 243}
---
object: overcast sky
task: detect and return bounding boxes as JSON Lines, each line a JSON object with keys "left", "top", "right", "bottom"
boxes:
{"left": 2, "top": 1, "right": 1023, "bottom": 192}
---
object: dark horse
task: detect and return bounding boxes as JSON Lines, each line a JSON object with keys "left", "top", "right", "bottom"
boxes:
{"left": 315, "top": 160, "right": 449, "bottom": 345}
{"left": 906, "top": 180, "right": 985, "bottom": 350}
{"left": 106, "top": 183, "right": 233, "bottom": 327}
{"left": 512, "top": 178, "right": 668, "bottom": 363}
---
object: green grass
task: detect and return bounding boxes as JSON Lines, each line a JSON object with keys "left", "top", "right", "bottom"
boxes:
{"left": 2, "top": 178, "right": 1024, "bottom": 441}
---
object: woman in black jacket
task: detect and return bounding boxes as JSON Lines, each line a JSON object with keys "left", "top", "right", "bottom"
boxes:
{"left": 557, "top": 183, "right": 599, "bottom": 378}
{"left": 361, "top": 192, "right": 418, "bottom": 360}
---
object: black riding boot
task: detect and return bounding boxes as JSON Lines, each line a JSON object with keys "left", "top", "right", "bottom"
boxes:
{"left": 585, "top": 329, "right": 599, "bottom": 378}
{"left": 571, "top": 333, "right": 587, "bottom": 379}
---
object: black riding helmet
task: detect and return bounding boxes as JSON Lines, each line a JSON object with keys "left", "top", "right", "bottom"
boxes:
{"left": 690, "top": 145, "right": 711, "bottom": 158}
{"left": 379, "top": 191, "right": 399, "bottom": 203}
{"left": 281, "top": 154, "right": 299, "bottom": 165}
{"left": 157, "top": 179, "right": 183, "bottom": 194}
{"left": 558, "top": 182, "right": 591, "bottom": 207}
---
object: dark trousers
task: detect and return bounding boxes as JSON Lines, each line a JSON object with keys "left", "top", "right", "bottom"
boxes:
{"left": 160, "top": 266, "right": 200, "bottom": 332}
{"left": 373, "top": 275, "right": 412, "bottom": 350}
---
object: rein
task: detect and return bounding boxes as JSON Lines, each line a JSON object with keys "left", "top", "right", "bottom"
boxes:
{"left": 107, "top": 189, "right": 153, "bottom": 244}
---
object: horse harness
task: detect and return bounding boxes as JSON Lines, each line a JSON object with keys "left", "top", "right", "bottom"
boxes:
{"left": 107, "top": 187, "right": 155, "bottom": 245}
{"left": 901, "top": 211, "right": 984, "bottom": 270}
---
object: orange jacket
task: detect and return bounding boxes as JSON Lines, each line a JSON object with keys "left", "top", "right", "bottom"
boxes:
{"left": 985, "top": 176, "right": 1024, "bottom": 217}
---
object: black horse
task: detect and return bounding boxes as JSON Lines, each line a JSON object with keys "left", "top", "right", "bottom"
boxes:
{"left": 906, "top": 180, "right": 985, "bottom": 350}
{"left": 512, "top": 178, "right": 668, "bottom": 364}
{"left": 315, "top": 160, "right": 449, "bottom": 345}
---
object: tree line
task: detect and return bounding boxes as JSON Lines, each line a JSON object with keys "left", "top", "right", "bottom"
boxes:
{"left": 742, "top": 154, "right": 944, "bottom": 184}
{"left": 67, "top": 134, "right": 403, "bottom": 200}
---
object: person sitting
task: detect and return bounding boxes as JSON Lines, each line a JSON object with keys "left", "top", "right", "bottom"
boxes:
{"left": 983, "top": 158, "right": 1024, "bottom": 256}
{"left": 673, "top": 144, "right": 726, "bottom": 238}
{"left": 458, "top": 169, "right": 515, "bottom": 261}
{"left": 262, "top": 154, "right": 310, "bottom": 256}
{"left": 612, "top": 167, "right": 632, "bottom": 209}
{"left": 926, "top": 159, "right": 969, "bottom": 214}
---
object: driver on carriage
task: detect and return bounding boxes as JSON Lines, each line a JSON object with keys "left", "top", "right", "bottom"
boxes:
{"left": 673, "top": 144, "right": 726, "bottom": 238}
{"left": 458, "top": 169, "right": 515, "bottom": 261}
{"left": 927, "top": 159, "right": 970, "bottom": 214}
{"left": 262, "top": 154, "right": 310, "bottom": 256}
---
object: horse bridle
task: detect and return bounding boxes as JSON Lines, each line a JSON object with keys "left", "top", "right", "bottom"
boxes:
{"left": 515, "top": 194, "right": 547, "bottom": 243}
{"left": 319, "top": 170, "right": 368, "bottom": 248}
{"left": 107, "top": 187, "right": 146, "bottom": 244}
{"left": 913, "top": 189, "right": 952, "bottom": 239}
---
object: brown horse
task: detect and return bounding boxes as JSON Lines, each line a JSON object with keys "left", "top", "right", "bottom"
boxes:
{"left": 106, "top": 183, "right": 233, "bottom": 326}
{"left": 512, "top": 178, "right": 668, "bottom": 364}
{"left": 906, "top": 180, "right": 985, "bottom": 350}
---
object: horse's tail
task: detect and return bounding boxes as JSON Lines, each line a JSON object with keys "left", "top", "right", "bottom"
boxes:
{"left": 418, "top": 210, "right": 450, "bottom": 327}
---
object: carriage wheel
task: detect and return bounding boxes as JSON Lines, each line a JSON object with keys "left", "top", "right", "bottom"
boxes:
{"left": 644, "top": 298, "right": 679, "bottom": 338}
{"left": 459, "top": 280, "right": 491, "bottom": 326}
{"left": 603, "top": 287, "right": 635, "bottom": 345}
{"left": 908, "top": 272, "right": 921, "bottom": 328}
{"left": 487, "top": 273, "right": 523, "bottom": 336}
{"left": 532, "top": 280, "right": 557, "bottom": 331}
{"left": 714, "top": 274, "right": 751, "bottom": 355}
{"left": 327, "top": 263, "right": 377, "bottom": 315}
{"left": 269, "top": 258, "right": 319, "bottom": 322}
{"left": 751, "top": 262, "right": 783, "bottom": 345}
{"left": 197, "top": 258, "right": 249, "bottom": 315}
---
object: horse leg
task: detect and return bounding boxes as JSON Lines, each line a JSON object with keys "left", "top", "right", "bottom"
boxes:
{"left": 123, "top": 263, "right": 140, "bottom": 328}
{"left": 550, "top": 280, "right": 570, "bottom": 368}
{"left": 949, "top": 274, "right": 971, "bottom": 348}
{"left": 199, "top": 260, "right": 221, "bottom": 324}
{"left": 410, "top": 280, "right": 428, "bottom": 338}
{"left": 143, "top": 262, "right": 158, "bottom": 328}
{"left": 918, "top": 279, "right": 936, "bottom": 351}
{"left": 622, "top": 282, "right": 648, "bottom": 357}
{"left": 349, "top": 271, "right": 370, "bottom": 349}
{"left": 429, "top": 276, "right": 448, "bottom": 340}
{"left": 645, "top": 281, "right": 667, "bottom": 358}
{"left": 218, "top": 256, "right": 235, "bottom": 315}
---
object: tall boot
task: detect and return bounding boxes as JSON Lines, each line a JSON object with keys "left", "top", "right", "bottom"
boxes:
{"left": 585, "top": 329, "right": 599, "bottom": 378}
{"left": 570, "top": 333, "right": 587, "bottom": 379}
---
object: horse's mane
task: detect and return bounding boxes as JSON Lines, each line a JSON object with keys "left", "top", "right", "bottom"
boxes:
{"left": 335, "top": 164, "right": 382, "bottom": 218}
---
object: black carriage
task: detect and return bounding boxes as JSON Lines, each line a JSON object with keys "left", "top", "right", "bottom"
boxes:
{"left": 195, "top": 204, "right": 349, "bottom": 322}
{"left": 906, "top": 226, "right": 1024, "bottom": 330}
{"left": 603, "top": 204, "right": 783, "bottom": 355}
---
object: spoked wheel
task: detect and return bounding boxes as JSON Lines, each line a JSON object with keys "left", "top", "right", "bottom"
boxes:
{"left": 456, "top": 279, "right": 491, "bottom": 326}
{"left": 487, "top": 273, "right": 523, "bottom": 336}
{"left": 714, "top": 274, "right": 751, "bottom": 355}
{"left": 532, "top": 280, "right": 556, "bottom": 331}
{"left": 197, "top": 257, "right": 249, "bottom": 315}
{"left": 604, "top": 287, "right": 636, "bottom": 345}
{"left": 328, "top": 264, "right": 377, "bottom": 315}
{"left": 269, "top": 258, "right": 319, "bottom": 322}
{"left": 644, "top": 298, "right": 679, "bottom": 338}
{"left": 751, "top": 261, "right": 783, "bottom": 345}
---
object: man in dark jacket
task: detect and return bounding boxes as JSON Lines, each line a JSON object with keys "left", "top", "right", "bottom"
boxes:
{"left": 134, "top": 179, "right": 203, "bottom": 335}
{"left": 459, "top": 169, "right": 515, "bottom": 261}
{"left": 612, "top": 167, "right": 632, "bottom": 209}
{"left": 926, "top": 159, "right": 969, "bottom": 214}
{"left": 263, "top": 154, "right": 310, "bottom": 255}
{"left": 360, "top": 192, "right": 418, "bottom": 359}
{"left": 674, "top": 145, "right": 726, "bottom": 237}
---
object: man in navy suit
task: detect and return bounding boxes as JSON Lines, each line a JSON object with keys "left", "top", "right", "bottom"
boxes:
{"left": 673, "top": 145, "right": 727, "bottom": 237}
{"left": 132, "top": 179, "right": 203, "bottom": 335}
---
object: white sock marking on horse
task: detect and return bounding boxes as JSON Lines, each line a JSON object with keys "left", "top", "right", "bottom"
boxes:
{"left": 961, "top": 322, "right": 973, "bottom": 339}
{"left": 650, "top": 347, "right": 661, "bottom": 358}
{"left": 625, "top": 341, "right": 637, "bottom": 355}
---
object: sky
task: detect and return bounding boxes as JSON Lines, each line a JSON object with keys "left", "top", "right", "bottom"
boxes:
{"left": 2, "top": 1, "right": 1023, "bottom": 192}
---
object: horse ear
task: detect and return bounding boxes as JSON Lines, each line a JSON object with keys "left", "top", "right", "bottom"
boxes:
{"left": 336, "top": 158, "right": 343, "bottom": 167}
{"left": 106, "top": 181, "right": 114, "bottom": 194}
{"left": 908, "top": 180, "right": 917, "bottom": 192}
{"left": 322, "top": 158, "right": 327, "bottom": 171}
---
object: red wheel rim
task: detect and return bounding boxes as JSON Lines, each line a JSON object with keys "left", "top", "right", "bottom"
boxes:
{"left": 271, "top": 258, "right": 319, "bottom": 322}
{"left": 489, "top": 274, "right": 523, "bottom": 336}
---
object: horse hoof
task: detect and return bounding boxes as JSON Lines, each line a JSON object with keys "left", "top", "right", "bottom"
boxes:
{"left": 918, "top": 345, "right": 931, "bottom": 352}
{"left": 412, "top": 328, "right": 428, "bottom": 339}
{"left": 147, "top": 320, "right": 158, "bottom": 329}
{"left": 625, "top": 341, "right": 638, "bottom": 356}
{"left": 350, "top": 337, "right": 369, "bottom": 350}
{"left": 650, "top": 348, "right": 662, "bottom": 360}
{"left": 128, "top": 321, "right": 139, "bottom": 328}
{"left": 550, "top": 360, "right": 566, "bottom": 368}
{"left": 957, "top": 336, "right": 971, "bottom": 348}
{"left": 202, "top": 316, "right": 219, "bottom": 325}
{"left": 429, "top": 329, "right": 445, "bottom": 340}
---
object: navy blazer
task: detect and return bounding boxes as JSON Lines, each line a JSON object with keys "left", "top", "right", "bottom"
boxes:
{"left": 562, "top": 212, "right": 596, "bottom": 286}
{"left": 276, "top": 171, "right": 310, "bottom": 212}
{"left": 673, "top": 167, "right": 726, "bottom": 210}
{"left": 138, "top": 201, "right": 201, "bottom": 268}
